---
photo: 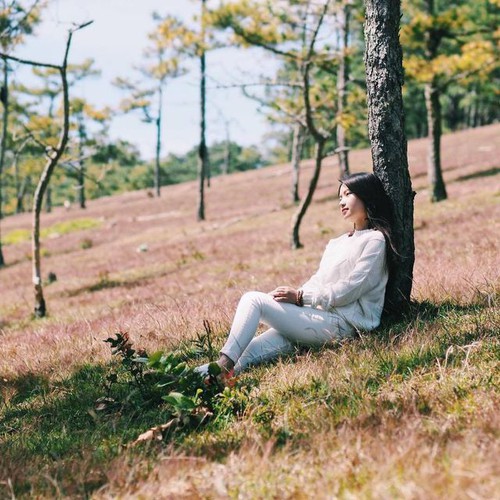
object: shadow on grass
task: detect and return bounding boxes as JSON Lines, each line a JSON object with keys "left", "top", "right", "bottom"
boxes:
{"left": 0, "top": 318, "right": 10, "bottom": 330}
{"left": 0, "top": 364, "right": 174, "bottom": 498}
{"left": 455, "top": 166, "right": 499, "bottom": 182}
{"left": 356, "top": 296, "right": 498, "bottom": 380}
{"left": 61, "top": 260, "right": 201, "bottom": 299}
{"left": 64, "top": 276, "right": 149, "bottom": 297}
{"left": 379, "top": 297, "right": 492, "bottom": 333}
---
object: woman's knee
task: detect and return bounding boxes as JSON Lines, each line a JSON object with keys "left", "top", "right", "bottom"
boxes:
{"left": 240, "top": 290, "right": 268, "bottom": 306}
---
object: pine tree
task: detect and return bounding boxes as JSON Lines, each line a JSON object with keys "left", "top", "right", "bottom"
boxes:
{"left": 364, "top": 0, "right": 415, "bottom": 311}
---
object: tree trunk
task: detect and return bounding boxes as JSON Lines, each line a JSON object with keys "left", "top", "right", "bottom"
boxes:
{"left": 45, "top": 185, "right": 52, "bottom": 213}
{"left": 425, "top": 81, "right": 447, "bottom": 202}
{"left": 421, "top": 0, "right": 447, "bottom": 203}
{"left": 223, "top": 124, "right": 231, "bottom": 175}
{"left": 290, "top": 122, "right": 304, "bottom": 204}
{"left": 471, "top": 85, "right": 479, "bottom": 128}
{"left": 78, "top": 164, "right": 86, "bottom": 208}
{"left": 77, "top": 120, "right": 86, "bottom": 208}
{"left": 17, "top": 176, "right": 29, "bottom": 214}
{"left": 364, "top": 0, "right": 415, "bottom": 312}
{"left": 289, "top": 1, "right": 330, "bottom": 249}
{"left": 0, "top": 22, "right": 88, "bottom": 316}
{"left": 336, "top": 1, "right": 351, "bottom": 179}
{"left": 290, "top": 139, "right": 325, "bottom": 249}
{"left": 198, "top": 0, "right": 208, "bottom": 220}
{"left": 32, "top": 58, "right": 72, "bottom": 317}
{"left": 0, "top": 59, "right": 8, "bottom": 267}
{"left": 197, "top": 52, "right": 207, "bottom": 220}
{"left": 154, "top": 85, "right": 162, "bottom": 197}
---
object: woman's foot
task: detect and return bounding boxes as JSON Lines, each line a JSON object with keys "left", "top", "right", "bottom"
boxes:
{"left": 194, "top": 354, "right": 236, "bottom": 385}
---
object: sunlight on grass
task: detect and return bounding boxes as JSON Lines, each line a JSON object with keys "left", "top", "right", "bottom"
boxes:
{"left": 3, "top": 218, "right": 102, "bottom": 245}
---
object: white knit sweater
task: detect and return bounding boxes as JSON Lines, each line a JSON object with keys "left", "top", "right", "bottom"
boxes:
{"left": 301, "top": 229, "right": 388, "bottom": 331}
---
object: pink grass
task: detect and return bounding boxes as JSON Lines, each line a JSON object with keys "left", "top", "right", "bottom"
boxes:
{"left": 1, "top": 124, "right": 498, "bottom": 379}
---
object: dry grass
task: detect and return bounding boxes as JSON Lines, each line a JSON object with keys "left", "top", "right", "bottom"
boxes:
{"left": 0, "top": 123, "right": 499, "bottom": 498}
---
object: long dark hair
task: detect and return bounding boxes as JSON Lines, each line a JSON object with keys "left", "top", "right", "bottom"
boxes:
{"left": 339, "top": 172, "right": 397, "bottom": 271}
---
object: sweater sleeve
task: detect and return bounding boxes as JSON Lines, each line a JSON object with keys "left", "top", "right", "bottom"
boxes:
{"left": 302, "top": 237, "right": 386, "bottom": 310}
{"left": 300, "top": 240, "right": 334, "bottom": 292}
{"left": 300, "top": 264, "right": 323, "bottom": 293}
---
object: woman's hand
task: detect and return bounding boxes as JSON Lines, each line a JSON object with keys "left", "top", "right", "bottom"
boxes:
{"left": 269, "top": 286, "right": 299, "bottom": 304}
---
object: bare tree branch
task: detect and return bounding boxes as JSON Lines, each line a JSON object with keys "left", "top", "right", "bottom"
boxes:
{"left": 303, "top": 0, "right": 331, "bottom": 141}
{"left": 0, "top": 52, "right": 59, "bottom": 70}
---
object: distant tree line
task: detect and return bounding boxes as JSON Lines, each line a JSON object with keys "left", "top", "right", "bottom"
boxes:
{"left": 0, "top": 138, "right": 266, "bottom": 213}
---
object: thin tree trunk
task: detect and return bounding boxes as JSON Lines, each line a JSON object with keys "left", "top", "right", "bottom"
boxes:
{"left": 425, "top": 81, "right": 447, "bottom": 202}
{"left": 77, "top": 120, "right": 86, "bottom": 208}
{"left": 290, "top": 122, "right": 304, "bottom": 204}
{"left": 223, "top": 121, "right": 230, "bottom": 175}
{"left": 421, "top": 0, "right": 447, "bottom": 203}
{"left": 29, "top": 25, "right": 86, "bottom": 317}
{"left": 364, "top": 0, "right": 415, "bottom": 313}
{"left": 32, "top": 59, "right": 70, "bottom": 316}
{"left": 198, "top": 0, "right": 208, "bottom": 220}
{"left": 13, "top": 144, "right": 23, "bottom": 213}
{"left": 12, "top": 136, "right": 31, "bottom": 214}
{"left": 17, "top": 176, "right": 29, "bottom": 214}
{"left": 154, "top": 85, "right": 162, "bottom": 197}
{"left": 197, "top": 52, "right": 207, "bottom": 220}
{"left": 0, "top": 59, "right": 8, "bottom": 267}
{"left": 0, "top": 26, "right": 90, "bottom": 314}
{"left": 336, "top": 1, "right": 350, "bottom": 178}
{"left": 78, "top": 165, "right": 86, "bottom": 208}
{"left": 471, "top": 85, "right": 479, "bottom": 127}
{"left": 289, "top": 1, "right": 330, "bottom": 249}
{"left": 45, "top": 185, "right": 52, "bottom": 213}
{"left": 291, "top": 139, "right": 325, "bottom": 249}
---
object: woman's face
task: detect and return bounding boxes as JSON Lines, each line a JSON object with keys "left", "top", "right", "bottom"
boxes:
{"left": 339, "top": 183, "right": 368, "bottom": 229}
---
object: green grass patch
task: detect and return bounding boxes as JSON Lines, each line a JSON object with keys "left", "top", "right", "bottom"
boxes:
{"left": 0, "top": 364, "right": 177, "bottom": 497}
{"left": 4, "top": 218, "right": 102, "bottom": 245}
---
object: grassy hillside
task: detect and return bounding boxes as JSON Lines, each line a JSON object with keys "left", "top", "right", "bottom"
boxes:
{"left": 0, "top": 124, "right": 498, "bottom": 498}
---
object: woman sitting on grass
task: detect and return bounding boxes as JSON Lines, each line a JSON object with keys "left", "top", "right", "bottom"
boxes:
{"left": 196, "top": 172, "right": 396, "bottom": 379}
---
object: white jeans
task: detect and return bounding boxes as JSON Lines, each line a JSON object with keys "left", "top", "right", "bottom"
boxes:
{"left": 220, "top": 291, "right": 353, "bottom": 374}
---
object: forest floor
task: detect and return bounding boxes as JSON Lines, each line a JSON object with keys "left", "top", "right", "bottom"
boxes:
{"left": 0, "top": 123, "right": 499, "bottom": 498}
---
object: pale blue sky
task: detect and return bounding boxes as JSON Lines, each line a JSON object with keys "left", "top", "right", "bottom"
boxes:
{"left": 14, "top": 0, "right": 278, "bottom": 159}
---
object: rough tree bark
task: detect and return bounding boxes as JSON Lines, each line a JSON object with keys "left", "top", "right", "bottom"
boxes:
{"left": 364, "top": 0, "right": 415, "bottom": 311}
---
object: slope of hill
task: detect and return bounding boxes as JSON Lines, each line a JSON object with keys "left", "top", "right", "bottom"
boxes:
{"left": 0, "top": 124, "right": 498, "bottom": 498}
